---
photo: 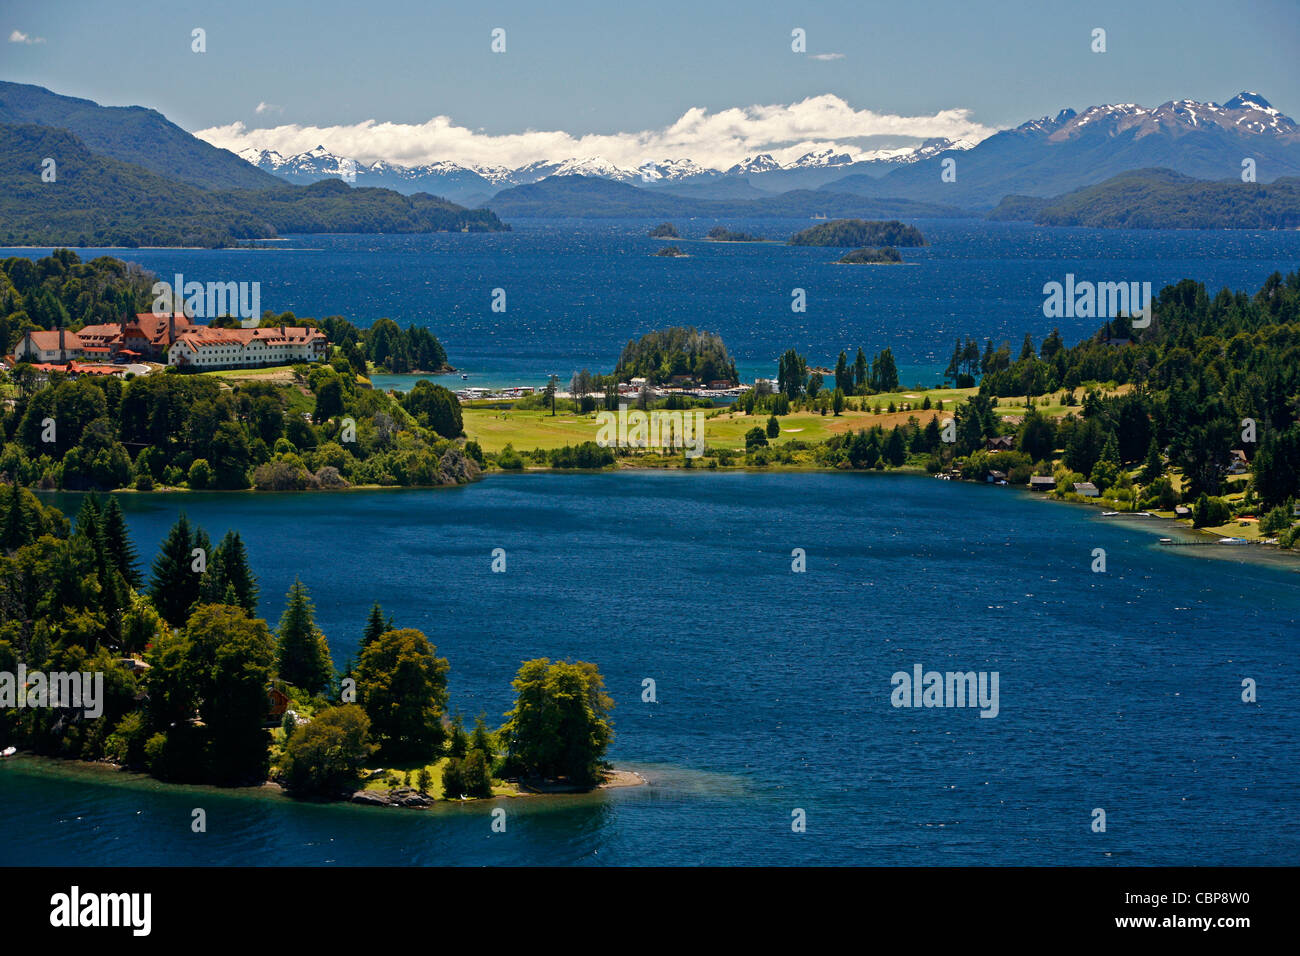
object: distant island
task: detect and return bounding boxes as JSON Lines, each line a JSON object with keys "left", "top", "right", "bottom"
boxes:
{"left": 705, "top": 226, "right": 764, "bottom": 242}
{"left": 837, "top": 246, "right": 903, "bottom": 264}
{"left": 655, "top": 245, "right": 687, "bottom": 257}
{"left": 649, "top": 222, "right": 680, "bottom": 238}
{"left": 988, "top": 168, "right": 1300, "bottom": 230}
{"left": 789, "top": 218, "right": 928, "bottom": 247}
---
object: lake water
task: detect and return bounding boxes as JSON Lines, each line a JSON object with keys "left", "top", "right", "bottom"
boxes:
{"left": 8, "top": 219, "right": 1300, "bottom": 390}
{"left": 4, "top": 473, "right": 1299, "bottom": 866}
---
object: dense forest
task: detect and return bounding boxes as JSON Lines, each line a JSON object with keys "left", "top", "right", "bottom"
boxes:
{"left": 0, "top": 492, "right": 614, "bottom": 796}
{"left": 788, "top": 218, "right": 928, "bottom": 248}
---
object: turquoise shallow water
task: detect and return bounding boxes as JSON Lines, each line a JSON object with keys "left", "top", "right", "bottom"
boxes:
{"left": 4, "top": 472, "right": 1298, "bottom": 865}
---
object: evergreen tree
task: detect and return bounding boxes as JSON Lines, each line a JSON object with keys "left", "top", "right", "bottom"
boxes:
{"left": 102, "top": 496, "right": 141, "bottom": 589}
{"left": 217, "top": 530, "right": 258, "bottom": 614}
{"left": 1139, "top": 439, "right": 1164, "bottom": 485}
{"left": 471, "top": 714, "right": 494, "bottom": 756}
{"left": 362, "top": 602, "right": 386, "bottom": 648}
{"left": 1, "top": 482, "right": 31, "bottom": 552}
{"left": 276, "top": 578, "right": 334, "bottom": 695}
{"left": 149, "top": 513, "right": 200, "bottom": 628}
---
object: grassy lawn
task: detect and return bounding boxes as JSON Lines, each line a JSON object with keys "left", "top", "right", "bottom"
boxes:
{"left": 461, "top": 395, "right": 967, "bottom": 454}
{"left": 360, "top": 757, "right": 521, "bottom": 799}
{"left": 199, "top": 365, "right": 299, "bottom": 382}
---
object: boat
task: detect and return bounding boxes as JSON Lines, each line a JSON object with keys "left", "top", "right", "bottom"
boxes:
{"left": 461, "top": 373, "right": 468, "bottom": 380}
{"left": 1218, "top": 537, "right": 1248, "bottom": 545}
{"left": 1, "top": 746, "right": 16, "bottom": 758}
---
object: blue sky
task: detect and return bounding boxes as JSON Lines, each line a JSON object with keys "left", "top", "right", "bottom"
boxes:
{"left": 4, "top": 0, "right": 1298, "bottom": 167}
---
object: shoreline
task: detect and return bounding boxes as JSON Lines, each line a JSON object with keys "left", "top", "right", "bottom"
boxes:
{"left": 35, "top": 467, "right": 1300, "bottom": 570}
{"left": 0, "top": 751, "right": 647, "bottom": 811}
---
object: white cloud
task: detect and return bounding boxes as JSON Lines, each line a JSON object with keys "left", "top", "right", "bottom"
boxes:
{"left": 195, "top": 93, "right": 997, "bottom": 170}
{"left": 9, "top": 29, "right": 46, "bottom": 44}
{"left": 809, "top": 53, "right": 845, "bottom": 61}
{"left": 254, "top": 102, "right": 283, "bottom": 115}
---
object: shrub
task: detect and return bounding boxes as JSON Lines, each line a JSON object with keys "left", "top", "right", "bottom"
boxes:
{"left": 188, "top": 458, "right": 213, "bottom": 489}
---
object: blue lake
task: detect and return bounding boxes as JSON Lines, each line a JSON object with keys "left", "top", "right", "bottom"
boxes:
{"left": 7, "top": 219, "right": 1300, "bottom": 389}
{"left": 4, "top": 472, "right": 1298, "bottom": 866}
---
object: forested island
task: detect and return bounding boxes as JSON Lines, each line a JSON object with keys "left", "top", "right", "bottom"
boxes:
{"left": 705, "top": 226, "right": 764, "bottom": 242}
{"left": 654, "top": 245, "right": 687, "bottom": 257}
{"left": 613, "top": 327, "right": 737, "bottom": 386}
{"left": 836, "top": 246, "right": 903, "bottom": 264}
{"left": 649, "top": 223, "right": 680, "bottom": 238}
{"left": 0, "top": 491, "right": 619, "bottom": 801}
{"left": 789, "top": 219, "right": 927, "bottom": 248}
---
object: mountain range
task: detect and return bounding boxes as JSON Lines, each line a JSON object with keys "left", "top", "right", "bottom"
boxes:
{"left": 237, "top": 138, "right": 978, "bottom": 206}
{"left": 234, "top": 92, "right": 1300, "bottom": 211}
{"left": 0, "top": 81, "right": 507, "bottom": 247}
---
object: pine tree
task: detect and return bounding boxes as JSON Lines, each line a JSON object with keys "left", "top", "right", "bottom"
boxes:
{"left": 149, "top": 513, "right": 200, "bottom": 628}
{"left": 1, "top": 482, "right": 31, "bottom": 552}
{"left": 217, "top": 530, "right": 258, "bottom": 614}
{"left": 102, "top": 496, "right": 141, "bottom": 589}
{"left": 276, "top": 578, "right": 334, "bottom": 694}
{"left": 1140, "top": 438, "right": 1164, "bottom": 485}
{"left": 362, "top": 602, "right": 386, "bottom": 648}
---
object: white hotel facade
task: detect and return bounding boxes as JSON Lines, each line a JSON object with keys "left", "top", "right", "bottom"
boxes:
{"left": 166, "top": 325, "right": 328, "bottom": 369}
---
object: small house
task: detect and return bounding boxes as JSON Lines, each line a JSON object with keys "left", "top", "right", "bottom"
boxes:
{"left": 986, "top": 435, "right": 1015, "bottom": 451}
{"left": 1073, "top": 482, "right": 1100, "bottom": 497}
{"left": 1028, "top": 476, "right": 1056, "bottom": 491}
{"left": 1175, "top": 505, "right": 1192, "bottom": 518}
{"left": 267, "top": 685, "right": 291, "bottom": 719}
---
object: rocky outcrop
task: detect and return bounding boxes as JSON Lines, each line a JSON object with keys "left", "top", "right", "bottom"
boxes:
{"left": 349, "top": 786, "right": 434, "bottom": 808}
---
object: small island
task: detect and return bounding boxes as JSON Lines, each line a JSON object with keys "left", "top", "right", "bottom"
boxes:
{"left": 789, "top": 218, "right": 927, "bottom": 248}
{"left": 837, "top": 246, "right": 904, "bottom": 264}
{"left": 705, "top": 226, "right": 764, "bottom": 242}
{"left": 655, "top": 245, "right": 688, "bottom": 257}
{"left": 649, "top": 222, "right": 680, "bottom": 238}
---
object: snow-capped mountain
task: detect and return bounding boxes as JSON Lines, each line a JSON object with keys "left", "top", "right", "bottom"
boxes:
{"left": 784, "top": 148, "right": 854, "bottom": 168}
{"left": 234, "top": 93, "right": 1299, "bottom": 207}
{"left": 819, "top": 91, "right": 1300, "bottom": 208}
{"left": 635, "top": 158, "right": 714, "bottom": 182}
{"left": 724, "top": 153, "right": 783, "bottom": 175}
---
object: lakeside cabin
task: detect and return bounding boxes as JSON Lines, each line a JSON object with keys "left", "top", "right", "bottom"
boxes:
{"left": 1028, "top": 476, "right": 1056, "bottom": 491}
{"left": 1073, "top": 482, "right": 1100, "bottom": 497}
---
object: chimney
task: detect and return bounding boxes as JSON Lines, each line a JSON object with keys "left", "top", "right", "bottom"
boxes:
{"left": 169, "top": 314, "right": 176, "bottom": 340}
{"left": 59, "top": 327, "right": 65, "bottom": 353}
